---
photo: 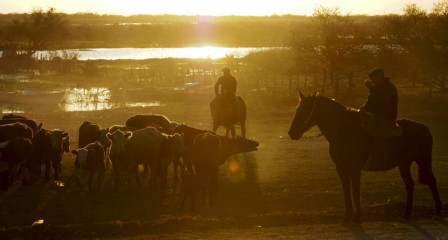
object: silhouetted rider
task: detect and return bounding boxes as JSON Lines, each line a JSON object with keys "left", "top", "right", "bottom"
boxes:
{"left": 360, "top": 68, "right": 400, "bottom": 169}
{"left": 214, "top": 66, "right": 237, "bottom": 111}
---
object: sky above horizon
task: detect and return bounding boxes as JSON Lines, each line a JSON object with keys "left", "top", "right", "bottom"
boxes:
{"left": 0, "top": 0, "right": 441, "bottom": 16}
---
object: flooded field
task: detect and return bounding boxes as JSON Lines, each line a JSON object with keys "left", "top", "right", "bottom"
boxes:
{"left": 1, "top": 87, "right": 164, "bottom": 113}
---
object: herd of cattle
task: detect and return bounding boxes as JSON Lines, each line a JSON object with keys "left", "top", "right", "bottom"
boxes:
{"left": 0, "top": 113, "right": 259, "bottom": 209}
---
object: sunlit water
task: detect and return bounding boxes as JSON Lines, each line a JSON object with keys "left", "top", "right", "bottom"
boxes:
{"left": 33, "top": 46, "right": 275, "bottom": 60}
{"left": 1, "top": 87, "right": 162, "bottom": 113}
{"left": 60, "top": 88, "right": 162, "bottom": 112}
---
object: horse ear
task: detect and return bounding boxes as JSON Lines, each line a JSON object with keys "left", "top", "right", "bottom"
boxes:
{"left": 299, "top": 91, "right": 305, "bottom": 100}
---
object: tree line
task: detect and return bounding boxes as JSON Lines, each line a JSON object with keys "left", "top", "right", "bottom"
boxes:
{"left": 0, "top": 2, "right": 447, "bottom": 97}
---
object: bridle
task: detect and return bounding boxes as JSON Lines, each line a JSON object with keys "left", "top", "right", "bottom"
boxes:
{"left": 296, "top": 98, "right": 321, "bottom": 138}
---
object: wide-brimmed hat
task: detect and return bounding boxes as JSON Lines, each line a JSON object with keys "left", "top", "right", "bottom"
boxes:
{"left": 368, "top": 68, "right": 384, "bottom": 79}
{"left": 221, "top": 66, "right": 230, "bottom": 72}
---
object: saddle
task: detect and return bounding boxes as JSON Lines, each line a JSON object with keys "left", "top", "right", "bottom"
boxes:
{"left": 359, "top": 111, "right": 403, "bottom": 137}
{"left": 360, "top": 111, "right": 403, "bottom": 171}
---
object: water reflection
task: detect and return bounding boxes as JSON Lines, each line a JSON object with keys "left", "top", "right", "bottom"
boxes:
{"left": 34, "top": 46, "right": 276, "bottom": 60}
{"left": 61, "top": 88, "right": 112, "bottom": 112}
{"left": 60, "top": 87, "right": 161, "bottom": 112}
{"left": 0, "top": 107, "right": 25, "bottom": 114}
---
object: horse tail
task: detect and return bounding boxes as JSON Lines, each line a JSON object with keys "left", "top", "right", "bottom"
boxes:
{"left": 237, "top": 96, "right": 246, "bottom": 121}
{"left": 414, "top": 123, "right": 436, "bottom": 185}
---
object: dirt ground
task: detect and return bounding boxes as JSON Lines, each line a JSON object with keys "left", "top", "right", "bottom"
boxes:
{"left": 0, "top": 89, "right": 448, "bottom": 239}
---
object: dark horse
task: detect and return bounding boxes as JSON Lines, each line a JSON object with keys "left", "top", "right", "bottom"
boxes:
{"left": 210, "top": 96, "right": 246, "bottom": 138}
{"left": 288, "top": 92, "right": 442, "bottom": 222}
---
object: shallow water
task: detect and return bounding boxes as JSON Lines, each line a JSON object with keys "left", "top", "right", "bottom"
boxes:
{"left": 33, "top": 46, "right": 276, "bottom": 60}
{"left": 1, "top": 87, "right": 163, "bottom": 113}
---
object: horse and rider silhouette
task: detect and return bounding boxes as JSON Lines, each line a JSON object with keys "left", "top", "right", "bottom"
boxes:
{"left": 288, "top": 92, "right": 442, "bottom": 222}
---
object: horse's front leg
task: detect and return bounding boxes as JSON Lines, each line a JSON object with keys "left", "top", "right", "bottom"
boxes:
{"left": 351, "top": 170, "right": 362, "bottom": 222}
{"left": 336, "top": 166, "right": 353, "bottom": 222}
{"left": 241, "top": 121, "right": 246, "bottom": 138}
{"left": 230, "top": 125, "right": 236, "bottom": 139}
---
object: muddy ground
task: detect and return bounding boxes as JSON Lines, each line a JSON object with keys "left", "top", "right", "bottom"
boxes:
{"left": 0, "top": 88, "right": 448, "bottom": 239}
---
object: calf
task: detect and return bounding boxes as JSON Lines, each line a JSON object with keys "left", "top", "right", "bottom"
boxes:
{"left": 79, "top": 121, "right": 111, "bottom": 168}
{"left": 32, "top": 129, "right": 70, "bottom": 180}
{"left": 71, "top": 141, "right": 105, "bottom": 192}
{"left": 127, "top": 127, "right": 186, "bottom": 188}
{"left": 0, "top": 137, "right": 33, "bottom": 189}
{"left": 107, "top": 129, "right": 133, "bottom": 191}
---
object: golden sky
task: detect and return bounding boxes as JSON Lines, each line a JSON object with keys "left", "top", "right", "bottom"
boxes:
{"left": 0, "top": 0, "right": 439, "bottom": 16}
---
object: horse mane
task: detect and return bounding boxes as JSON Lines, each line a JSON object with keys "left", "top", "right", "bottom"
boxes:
{"left": 315, "top": 96, "right": 362, "bottom": 127}
{"left": 316, "top": 96, "right": 350, "bottom": 112}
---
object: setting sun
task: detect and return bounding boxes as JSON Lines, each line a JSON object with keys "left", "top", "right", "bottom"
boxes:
{"left": 0, "top": 0, "right": 439, "bottom": 16}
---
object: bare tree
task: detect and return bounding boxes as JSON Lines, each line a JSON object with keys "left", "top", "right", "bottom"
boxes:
{"left": 292, "top": 6, "right": 359, "bottom": 97}
{"left": 4, "top": 8, "right": 68, "bottom": 56}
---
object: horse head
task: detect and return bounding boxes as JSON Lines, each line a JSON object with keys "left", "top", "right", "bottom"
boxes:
{"left": 288, "top": 91, "right": 319, "bottom": 140}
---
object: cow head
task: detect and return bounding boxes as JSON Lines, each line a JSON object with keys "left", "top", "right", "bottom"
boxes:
{"left": 216, "top": 136, "right": 259, "bottom": 165}
{"left": 49, "top": 130, "right": 69, "bottom": 151}
{"left": 234, "top": 136, "right": 259, "bottom": 153}
{"left": 107, "top": 130, "right": 132, "bottom": 154}
{"left": 62, "top": 136, "right": 70, "bottom": 153}
{"left": 98, "top": 128, "right": 111, "bottom": 148}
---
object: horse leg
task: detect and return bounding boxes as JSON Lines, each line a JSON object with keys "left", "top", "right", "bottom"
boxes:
{"left": 336, "top": 166, "right": 353, "bottom": 222}
{"left": 416, "top": 158, "right": 443, "bottom": 215}
{"left": 241, "top": 121, "right": 246, "bottom": 138}
{"left": 230, "top": 125, "right": 236, "bottom": 139}
{"left": 225, "top": 127, "right": 230, "bottom": 138}
{"left": 399, "top": 164, "right": 414, "bottom": 217}
{"left": 427, "top": 178, "right": 443, "bottom": 216}
{"left": 351, "top": 170, "right": 362, "bottom": 222}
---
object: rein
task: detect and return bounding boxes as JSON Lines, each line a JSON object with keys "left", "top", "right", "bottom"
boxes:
{"left": 298, "top": 99, "right": 323, "bottom": 139}
{"left": 298, "top": 99, "right": 317, "bottom": 133}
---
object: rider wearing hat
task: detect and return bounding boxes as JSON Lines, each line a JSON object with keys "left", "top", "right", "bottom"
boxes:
{"left": 361, "top": 68, "right": 399, "bottom": 169}
{"left": 214, "top": 66, "right": 237, "bottom": 111}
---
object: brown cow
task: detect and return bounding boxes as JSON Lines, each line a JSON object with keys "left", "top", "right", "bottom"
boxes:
{"left": 0, "top": 137, "right": 33, "bottom": 189}
{"left": 180, "top": 132, "right": 221, "bottom": 210}
{"left": 79, "top": 121, "right": 111, "bottom": 168}
{"left": 0, "top": 122, "right": 33, "bottom": 142}
{"left": 186, "top": 131, "right": 259, "bottom": 209}
{"left": 32, "top": 129, "right": 70, "bottom": 180}
{"left": 107, "top": 129, "right": 133, "bottom": 191}
{"left": 127, "top": 127, "right": 186, "bottom": 189}
{"left": 0, "top": 118, "right": 42, "bottom": 133}
{"left": 71, "top": 141, "right": 105, "bottom": 192}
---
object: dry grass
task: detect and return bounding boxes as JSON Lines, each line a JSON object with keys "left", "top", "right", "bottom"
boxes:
{"left": 0, "top": 87, "right": 447, "bottom": 239}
